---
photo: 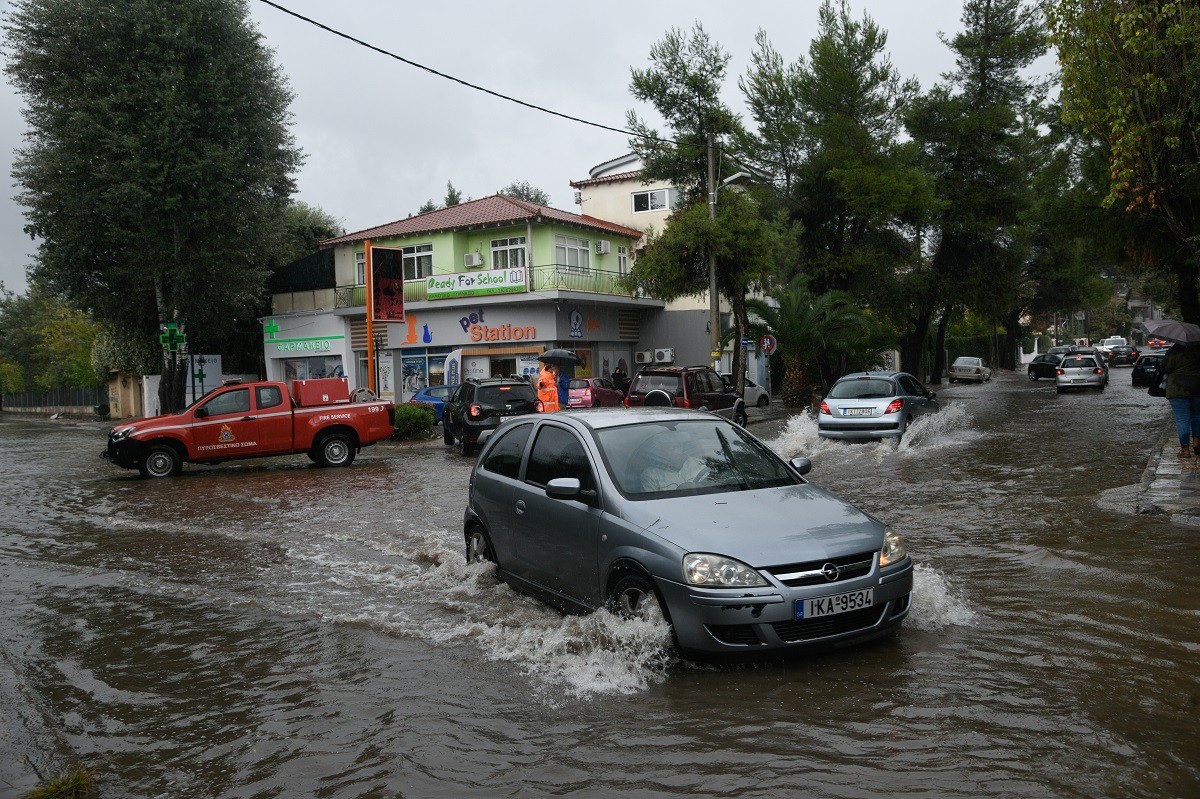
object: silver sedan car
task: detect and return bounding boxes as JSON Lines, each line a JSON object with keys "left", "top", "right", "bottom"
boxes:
{"left": 818, "top": 371, "right": 939, "bottom": 441}
{"left": 1055, "top": 353, "right": 1107, "bottom": 393}
{"left": 463, "top": 408, "right": 913, "bottom": 656}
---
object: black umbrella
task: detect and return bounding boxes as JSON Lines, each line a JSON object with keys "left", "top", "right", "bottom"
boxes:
{"left": 537, "top": 348, "right": 583, "bottom": 367}
{"left": 1142, "top": 318, "right": 1200, "bottom": 345}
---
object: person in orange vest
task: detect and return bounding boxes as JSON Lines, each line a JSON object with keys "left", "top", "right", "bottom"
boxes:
{"left": 537, "top": 363, "right": 560, "bottom": 412}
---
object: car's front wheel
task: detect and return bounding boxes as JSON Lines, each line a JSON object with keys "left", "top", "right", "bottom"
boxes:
{"left": 608, "top": 574, "right": 667, "bottom": 624}
{"left": 1028, "top": 370, "right": 1038, "bottom": 381}
{"left": 139, "top": 444, "right": 182, "bottom": 478}
{"left": 465, "top": 526, "right": 494, "bottom": 564}
{"left": 733, "top": 405, "right": 748, "bottom": 427}
{"left": 756, "top": 394, "right": 770, "bottom": 407}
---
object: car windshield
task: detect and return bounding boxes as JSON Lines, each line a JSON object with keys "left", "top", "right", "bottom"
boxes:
{"left": 594, "top": 420, "right": 797, "bottom": 499}
{"left": 827, "top": 378, "right": 895, "bottom": 400}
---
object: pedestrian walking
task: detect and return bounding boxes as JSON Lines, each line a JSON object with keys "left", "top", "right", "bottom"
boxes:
{"left": 1163, "top": 342, "right": 1200, "bottom": 458}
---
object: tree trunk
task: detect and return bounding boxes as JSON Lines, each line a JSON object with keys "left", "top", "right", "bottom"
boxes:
{"left": 781, "top": 357, "right": 808, "bottom": 408}
{"left": 730, "top": 290, "right": 748, "bottom": 390}
{"left": 932, "top": 313, "right": 949, "bottom": 385}
{"left": 1175, "top": 252, "right": 1200, "bottom": 324}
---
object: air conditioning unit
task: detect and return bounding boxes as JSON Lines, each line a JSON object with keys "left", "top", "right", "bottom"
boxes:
{"left": 654, "top": 347, "right": 675, "bottom": 363}
{"left": 634, "top": 350, "right": 653, "bottom": 364}
{"left": 464, "top": 252, "right": 484, "bottom": 267}
{"left": 595, "top": 240, "right": 611, "bottom": 255}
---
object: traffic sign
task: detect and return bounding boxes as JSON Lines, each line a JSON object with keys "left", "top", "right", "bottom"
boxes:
{"left": 760, "top": 334, "right": 777, "bottom": 355}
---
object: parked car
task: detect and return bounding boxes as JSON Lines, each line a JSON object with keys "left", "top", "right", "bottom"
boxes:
{"left": 1131, "top": 352, "right": 1167, "bottom": 387}
{"left": 1055, "top": 353, "right": 1107, "bottom": 393}
{"left": 1027, "top": 353, "right": 1062, "bottom": 381}
{"left": 408, "top": 384, "right": 457, "bottom": 423}
{"left": 949, "top": 356, "right": 991, "bottom": 383}
{"left": 1107, "top": 345, "right": 1139, "bottom": 367}
{"left": 818, "top": 371, "right": 939, "bottom": 441}
{"left": 443, "top": 378, "right": 542, "bottom": 456}
{"left": 720, "top": 373, "right": 771, "bottom": 407}
{"left": 463, "top": 407, "right": 914, "bottom": 656}
{"left": 567, "top": 377, "right": 624, "bottom": 408}
{"left": 624, "top": 365, "right": 748, "bottom": 427}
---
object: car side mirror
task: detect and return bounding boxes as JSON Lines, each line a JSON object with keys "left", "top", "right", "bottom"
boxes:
{"left": 789, "top": 457, "right": 812, "bottom": 476}
{"left": 195, "top": 407, "right": 208, "bottom": 419}
{"left": 545, "top": 477, "right": 581, "bottom": 499}
{"left": 928, "top": 391, "right": 937, "bottom": 400}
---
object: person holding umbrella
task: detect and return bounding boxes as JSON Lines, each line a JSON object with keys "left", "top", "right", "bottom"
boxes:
{"left": 537, "top": 349, "right": 582, "bottom": 413}
{"left": 1144, "top": 319, "right": 1200, "bottom": 458}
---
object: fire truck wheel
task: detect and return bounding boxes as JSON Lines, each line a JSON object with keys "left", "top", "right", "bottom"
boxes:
{"left": 139, "top": 444, "right": 182, "bottom": 478}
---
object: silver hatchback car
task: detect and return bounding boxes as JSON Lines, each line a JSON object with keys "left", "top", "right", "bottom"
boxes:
{"left": 1055, "top": 353, "right": 1107, "bottom": 393}
{"left": 463, "top": 408, "right": 913, "bottom": 656}
{"left": 818, "top": 371, "right": 939, "bottom": 441}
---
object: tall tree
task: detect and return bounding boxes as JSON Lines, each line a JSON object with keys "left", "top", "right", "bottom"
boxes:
{"left": 4, "top": 0, "right": 301, "bottom": 411}
{"left": 499, "top": 180, "right": 551, "bottom": 206}
{"left": 1048, "top": 0, "right": 1200, "bottom": 322}
{"left": 787, "top": 0, "right": 928, "bottom": 299}
{"left": 626, "top": 23, "right": 742, "bottom": 202}
{"left": 277, "top": 202, "right": 344, "bottom": 266}
{"left": 626, "top": 23, "right": 759, "bottom": 379}
{"left": 906, "top": 0, "right": 1049, "bottom": 376}
{"left": 624, "top": 189, "right": 790, "bottom": 386}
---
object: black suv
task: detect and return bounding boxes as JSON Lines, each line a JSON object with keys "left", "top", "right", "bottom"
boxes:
{"left": 624, "top": 365, "right": 748, "bottom": 426}
{"left": 444, "top": 378, "right": 542, "bottom": 456}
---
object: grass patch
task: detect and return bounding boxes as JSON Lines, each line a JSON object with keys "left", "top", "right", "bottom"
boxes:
{"left": 23, "top": 763, "right": 98, "bottom": 799}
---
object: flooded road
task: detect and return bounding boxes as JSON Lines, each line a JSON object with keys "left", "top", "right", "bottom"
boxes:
{"left": 2, "top": 371, "right": 1197, "bottom": 798}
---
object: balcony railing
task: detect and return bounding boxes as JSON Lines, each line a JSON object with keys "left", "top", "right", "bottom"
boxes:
{"left": 317, "top": 265, "right": 635, "bottom": 308}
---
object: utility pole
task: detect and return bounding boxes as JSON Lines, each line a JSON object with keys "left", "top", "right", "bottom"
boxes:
{"left": 707, "top": 133, "right": 720, "bottom": 371}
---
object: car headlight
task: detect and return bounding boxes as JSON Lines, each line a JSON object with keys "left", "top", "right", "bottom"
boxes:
{"left": 879, "top": 526, "right": 908, "bottom": 567}
{"left": 683, "top": 553, "right": 768, "bottom": 587}
{"left": 110, "top": 427, "right": 133, "bottom": 442}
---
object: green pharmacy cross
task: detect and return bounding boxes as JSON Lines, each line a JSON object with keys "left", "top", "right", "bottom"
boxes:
{"left": 159, "top": 322, "right": 187, "bottom": 352}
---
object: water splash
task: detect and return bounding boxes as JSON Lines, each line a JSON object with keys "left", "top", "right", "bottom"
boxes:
{"left": 907, "top": 562, "right": 977, "bottom": 630}
{"left": 764, "top": 403, "right": 980, "bottom": 461}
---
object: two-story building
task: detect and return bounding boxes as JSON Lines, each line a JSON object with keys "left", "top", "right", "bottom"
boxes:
{"left": 264, "top": 194, "right": 654, "bottom": 402}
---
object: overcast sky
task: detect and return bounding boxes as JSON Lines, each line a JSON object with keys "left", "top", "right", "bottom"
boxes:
{"left": 0, "top": 0, "right": 1041, "bottom": 296}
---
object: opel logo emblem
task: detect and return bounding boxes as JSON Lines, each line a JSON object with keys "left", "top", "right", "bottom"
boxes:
{"left": 820, "top": 563, "right": 839, "bottom": 582}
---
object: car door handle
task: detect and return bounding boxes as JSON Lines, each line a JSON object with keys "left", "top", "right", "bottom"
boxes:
{"left": 241, "top": 416, "right": 255, "bottom": 421}
{"left": 515, "top": 500, "right": 526, "bottom": 515}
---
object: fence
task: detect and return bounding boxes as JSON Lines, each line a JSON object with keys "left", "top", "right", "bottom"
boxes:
{"left": 1, "top": 386, "right": 109, "bottom": 415}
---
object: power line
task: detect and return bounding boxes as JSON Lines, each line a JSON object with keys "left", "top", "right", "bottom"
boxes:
{"left": 254, "top": 0, "right": 805, "bottom": 210}
{"left": 255, "top": 0, "right": 640, "bottom": 140}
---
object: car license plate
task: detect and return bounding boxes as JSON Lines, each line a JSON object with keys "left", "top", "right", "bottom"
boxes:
{"left": 1071, "top": 378, "right": 1085, "bottom": 383}
{"left": 796, "top": 588, "right": 873, "bottom": 619}
{"left": 843, "top": 408, "right": 872, "bottom": 417}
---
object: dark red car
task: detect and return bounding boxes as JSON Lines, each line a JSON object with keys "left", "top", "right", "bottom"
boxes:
{"left": 567, "top": 377, "right": 625, "bottom": 408}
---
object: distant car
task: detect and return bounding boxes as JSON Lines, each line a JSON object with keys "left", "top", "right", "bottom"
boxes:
{"left": 408, "top": 384, "right": 457, "bottom": 423}
{"left": 1055, "top": 353, "right": 1107, "bottom": 393}
{"left": 567, "top": 377, "right": 624, "bottom": 408}
{"left": 720, "top": 373, "right": 771, "bottom": 407}
{"left": 1146, "top": 337, "right": 1168, "bottom": 349}
{"left": 1107, "top": 345, "right": 1139, "bottom": 367}
{"left": 463, "top": 407, "right": 914, "bottom": 656}
{"left": 1047, "top": 345, "right": 1075, "bottom": 357}
{"left": 1131, "top": 352, "right": 1166, "bottom": 387}
{"left": 949, "top": 357, "right": 991, "bottom": 383}
{"left": 818, "top": 371, "right": 939, "bottom": 441}
{"left": 443, "top": 378, "right": 543, "bottom": 456}
{"left": 624, "top": 365, "right": 748, "bottom": 427}
{"left": 1095, "top": 336, "right": 1128, "bottom": 359}
{"left": 1027, "top": 353, "right": 1062, "bottom": 381}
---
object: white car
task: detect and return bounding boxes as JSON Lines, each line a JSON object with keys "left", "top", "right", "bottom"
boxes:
{"left": 949, "top": 357, "right": 991, "bottom": 383}
{"left": 720, "top": 373, "right": 771, "bottom": 407}
{"left": 1095, "top": 336, "right": 1127, "bottom": 359}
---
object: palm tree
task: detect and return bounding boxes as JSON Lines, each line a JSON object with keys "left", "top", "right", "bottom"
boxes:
{"left": 745, "top": 277, "right": 878, "bottom": 407}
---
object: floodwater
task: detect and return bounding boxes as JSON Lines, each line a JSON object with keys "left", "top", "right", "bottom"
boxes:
{"left": 1, "top": 371, "right": 1197, "bottom": 798}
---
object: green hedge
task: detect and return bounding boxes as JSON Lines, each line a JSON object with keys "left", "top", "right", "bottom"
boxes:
{"left": 394, "top": 404, "right": 434, "bottom": 440}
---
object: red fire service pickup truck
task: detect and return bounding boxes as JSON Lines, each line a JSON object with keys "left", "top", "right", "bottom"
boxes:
{"left": 102, "top": 378, "right": 395, "bottom": 478}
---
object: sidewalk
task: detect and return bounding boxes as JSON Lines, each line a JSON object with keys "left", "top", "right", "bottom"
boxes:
{"left": 1136, "top": 420, "right": 1200, "bottom": 527}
